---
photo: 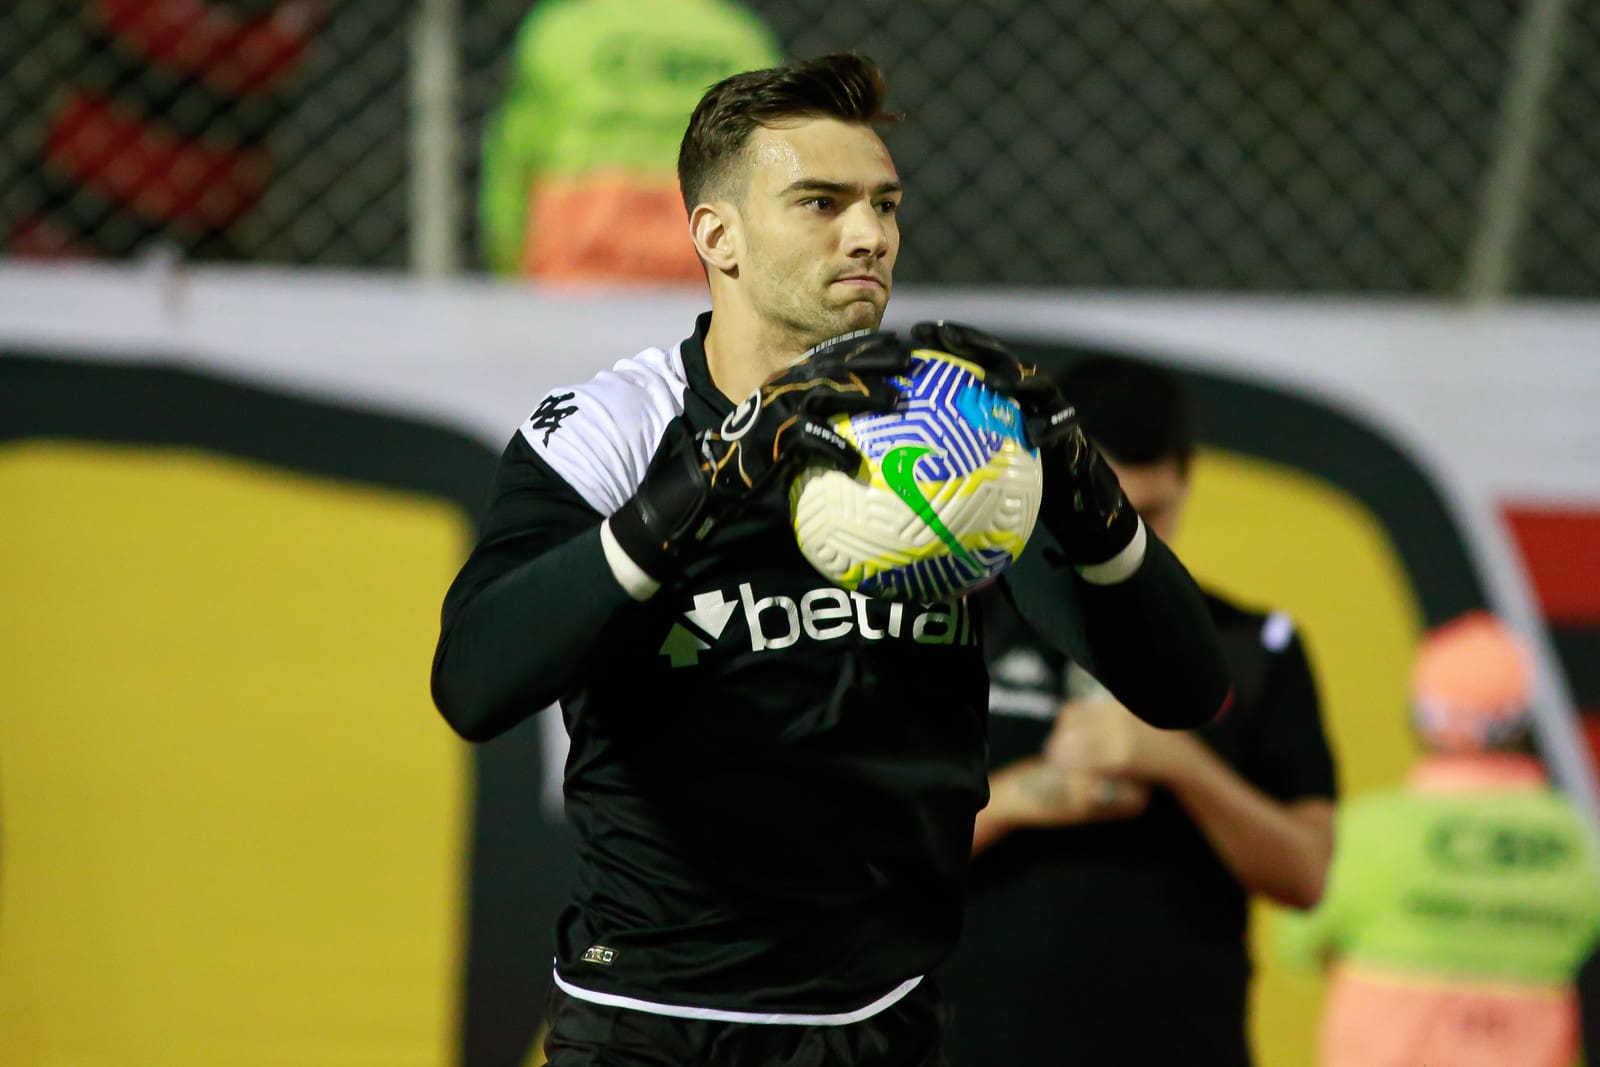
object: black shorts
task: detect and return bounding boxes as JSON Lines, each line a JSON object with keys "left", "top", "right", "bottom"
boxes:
{"left": 543, "top": 978, "right": 950, "bottom": 1067}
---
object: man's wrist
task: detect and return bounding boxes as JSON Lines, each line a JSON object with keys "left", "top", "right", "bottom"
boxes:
{"left": 1076, "top": 517, "right": 1147, "bottom": 585}
{"left": 1038, "top": 437, "right": 1143, "bottom": 573}
{"left": 988, "top": 766, "right": 1037, "bottom": 823}
{"left": 1151, "top": 730, "right": 1206, "bottom": 790}
{"left": 607, "top": 424, "right": 717, "bottom": 589}
{"left": 600, "top": 517, "right": 662, "bottom": 601}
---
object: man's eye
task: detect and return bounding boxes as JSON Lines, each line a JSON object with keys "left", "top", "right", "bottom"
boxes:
{"left": 878, "top": 200, "right": 900, "bottom": 215}
{"left": 804, "top": 197, "right": 835, "bottom": 211}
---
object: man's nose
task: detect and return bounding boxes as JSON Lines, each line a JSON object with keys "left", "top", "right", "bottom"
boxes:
{"left": 842, "top": 201, "right": 890, "bottom": 260}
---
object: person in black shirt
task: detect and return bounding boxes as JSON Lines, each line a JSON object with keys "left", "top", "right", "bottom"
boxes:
{"left": 431, "top": 55, "right": 1229, "bottom": 1067}
{"left": 941, "top": 356, "right": 1339, "bottom": 1067}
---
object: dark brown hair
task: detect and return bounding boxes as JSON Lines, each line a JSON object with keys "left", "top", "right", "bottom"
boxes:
{"left": 1059, "top": 355, "right": 1198, "bottom": 476}
{"left": 677, "top": 53, "right": 900, "bottom": 211}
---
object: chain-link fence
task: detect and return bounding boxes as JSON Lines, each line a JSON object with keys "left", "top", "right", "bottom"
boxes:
{"left": 2, "top": 0, "right": 1596, "bottom": 294}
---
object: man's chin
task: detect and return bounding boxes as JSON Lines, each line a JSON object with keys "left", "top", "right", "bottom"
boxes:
{"left": 796, "top": 293, "right": 887, "bottom": 344}
{"left": 840, "top": 295, "right": 887, "bottom": 330}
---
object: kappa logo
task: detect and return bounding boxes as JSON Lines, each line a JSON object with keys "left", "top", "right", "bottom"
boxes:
{"left": 658, "top": 582, "right": 976, "bottom": 667}
{"left": 529, "top": 391, "right": 578, "bottom": 445}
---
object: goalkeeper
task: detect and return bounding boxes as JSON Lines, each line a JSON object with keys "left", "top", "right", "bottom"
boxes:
{"left": 432, "top": 53, "right": 1228, "bottom": 1067}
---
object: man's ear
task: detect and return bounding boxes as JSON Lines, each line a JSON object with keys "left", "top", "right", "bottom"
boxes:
{"left": 690, "top": 202, "right": 740, "bottom": 274}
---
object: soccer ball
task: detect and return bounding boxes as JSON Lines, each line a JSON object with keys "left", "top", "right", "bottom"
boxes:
{"left": 789, "top": 347, "right": 1044, "bottom": 602}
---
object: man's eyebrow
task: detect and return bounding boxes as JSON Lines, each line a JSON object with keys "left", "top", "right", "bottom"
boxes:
{"left": 780, "top": 179, "right": 905, "bottom": 197}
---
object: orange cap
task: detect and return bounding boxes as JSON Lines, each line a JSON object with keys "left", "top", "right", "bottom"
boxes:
{"left": 1411, "top": 611, "right": 1533, "bottom": 752}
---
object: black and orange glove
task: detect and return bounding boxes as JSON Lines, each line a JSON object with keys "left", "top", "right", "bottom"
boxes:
{"left": 607, "top": 329, "right": 909, "bottom": 582}
{"left": 908, "top": 320, "right": 1142, "bottom": 573}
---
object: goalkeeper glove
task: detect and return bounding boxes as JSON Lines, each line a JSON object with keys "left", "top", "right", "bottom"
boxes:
{"left": 606, "top": 329, "right": 909, "bottom": 588}
{"left": 908, "top": 320, "right": 1143, "bottom": 578}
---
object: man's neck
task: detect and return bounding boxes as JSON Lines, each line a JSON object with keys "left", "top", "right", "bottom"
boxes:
{"left": 702, "top": 305, "right": 815, "bottom": 405}
{"left": 1409, "top": 751, "right": 1547, "bottom": 792}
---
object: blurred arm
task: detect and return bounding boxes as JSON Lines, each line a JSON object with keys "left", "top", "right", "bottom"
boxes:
{"left": 1189, "top": 627, "right": 1339, "bottom": 909}
{"left": 1047, "top": 706, "right": 1333, "bottom": 907}
{"left": 1164, "top": 740, "right": 1334, "bottom": 910}
{"left": 1276, "top": 806, "right": 1366, "bottom": 972}
{"left": 1047, "top": 627, "right": 1338, "bottom": 908}
{"left": 1007, "top": 528, "right": 1230, "bottom": 730}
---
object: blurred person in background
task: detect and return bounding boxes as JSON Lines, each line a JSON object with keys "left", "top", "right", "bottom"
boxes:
{"left": 1278, "top": 611, "right": 1600, "bottom": 1067}
{"left": 9, "top": 0, "right": 320, "bottom": 261}
{"left": 480, "top": 0, "right": 779, "bottom": 282}
{"left": 941, "top": 355, "right": 1339, "bottom": 1067}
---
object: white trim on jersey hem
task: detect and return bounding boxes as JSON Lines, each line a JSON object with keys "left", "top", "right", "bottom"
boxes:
{"left": 1076, "top": 517, "right": 1147, "bottom": 585}
{"left": 551, "top": 969, "right": 924, "bottom": 1026}
{"left": 600, "top": 518, "right": 661, "bottom": 601}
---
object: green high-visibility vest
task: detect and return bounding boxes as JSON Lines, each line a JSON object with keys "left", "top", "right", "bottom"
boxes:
{"left": 481, "top": 0, "right": 781, "bottom": 275}
{"left": 1280, "top": 782, "right": 1600, "bottom": 984}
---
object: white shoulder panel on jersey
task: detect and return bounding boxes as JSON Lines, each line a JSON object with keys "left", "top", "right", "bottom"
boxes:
{"left": 519, "top": 342, "right": 688, "bottom": 516}
{"left": 1261, "top": 611, "right": 1295, "bottom": 653}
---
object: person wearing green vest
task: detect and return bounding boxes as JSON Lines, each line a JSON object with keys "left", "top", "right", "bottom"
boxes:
{"left": 481, "top": 0, "right": 781, "bottom": 282}
{"left": 1278, "top": 611, "right": 1600, "bottom": 1067}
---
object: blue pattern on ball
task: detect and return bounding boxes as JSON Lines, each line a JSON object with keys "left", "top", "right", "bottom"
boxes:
{"left": 857, "top": 546, "right": 1015, "bottom": 602}
{"left": 847, "top": 351, "right": 1029, "bottom": 480}
{"left": 845, "top": 351, "right": 1036, "bottom": 601}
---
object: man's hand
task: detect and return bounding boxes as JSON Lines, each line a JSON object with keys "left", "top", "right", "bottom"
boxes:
{"left": 973, "top": 756, "right": 1149, "bottom": 853}
{"left": 607, "top": 330, "right": 909, "bottom": 585}
{"left": 698, "top": 329, "right": 908, "bottom": 505}
{"left": 1044, "top": 697, "right": 1192, "bottom": 783}
{"left": 907, "top": 321, "right": 1140, "bottom": 573}
{"left": 994, "top": 757, "right": 1151, "bottom": 826}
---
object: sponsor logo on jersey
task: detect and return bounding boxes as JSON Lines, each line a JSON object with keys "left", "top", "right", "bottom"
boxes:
{"left": 719, "top": 389, "right": 762, "bottom": 440}
{"left": 528, "top": 391, "right": 578, "bottom": 445}
{"left": 581, "top": 945, "right": 617, "bottom": 966}
{"left": 991, "top": 648, "right": 1052, "bottom": 688}
{"left": 657, "top": 583, "right": 976, "bottom": 667}
{"left": 988, "top": 649, "right": 1061, "bottom": 719}
{"left": 1427, "top": 817, "right": 1576, "bottom": 873}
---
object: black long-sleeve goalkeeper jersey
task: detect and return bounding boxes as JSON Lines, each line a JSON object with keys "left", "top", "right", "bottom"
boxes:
{"left": 432, "top": 312, "right": 1228, "bottom": 1024}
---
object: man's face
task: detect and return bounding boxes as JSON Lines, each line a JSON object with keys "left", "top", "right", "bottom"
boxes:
{"left": 733, "top": 116, "right": 901, "bottom": 343}
{"left": 1104, "top": 455, "right": 1189, "bottom": 544}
